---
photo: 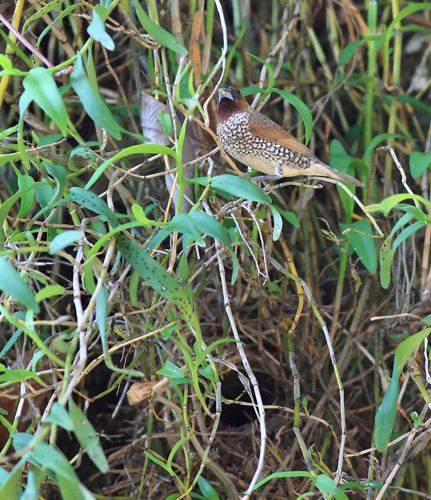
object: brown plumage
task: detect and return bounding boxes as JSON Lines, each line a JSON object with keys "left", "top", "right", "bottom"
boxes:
{"left": 215, "top": 85, "right": 361, "bottom": 186}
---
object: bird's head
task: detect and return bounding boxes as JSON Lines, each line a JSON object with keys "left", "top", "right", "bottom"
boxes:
{"left": 216, "top": 85, "right": 249, "bottom": 121}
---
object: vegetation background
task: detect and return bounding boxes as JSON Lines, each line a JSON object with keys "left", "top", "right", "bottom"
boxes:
{"left": 0, "top": 0, "right": 431, "bottom": 498}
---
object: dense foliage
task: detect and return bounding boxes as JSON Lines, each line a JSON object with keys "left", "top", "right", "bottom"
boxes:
{"left": 0, "top": 1, "right": 431, "bottom": 498}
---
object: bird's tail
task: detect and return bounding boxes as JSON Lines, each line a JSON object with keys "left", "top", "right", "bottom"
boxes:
{"left": 310, "top": 160, "right": 362, "bottom": 187}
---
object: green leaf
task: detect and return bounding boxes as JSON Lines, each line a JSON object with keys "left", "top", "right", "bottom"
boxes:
{"left": 371, "top": 193, "right": 431, "bottom": 216}
{"left": 49, "top": 230, "right": 83, "bottom": 254}
{"left": 278, "top": 209, "right": 300, "bottom": 228}
{"left": 134, "top": 1, "right": 187, "bottom": 56}
{"left": 22, "top": 470, "right": 39, "bottom": 500}
{"left": 343, "top": 220, "right": 377, "bottom": 273}
{"left": 315, "top": 475, "right": 349, "bottom": 500}
{"left": 17, "top": 175, "right": 35, "bottom": 219}
{"left": 85, "top": 144, "right": 179, "bottom": 190}
{"left": 169, "top": 214, "right": 205, "bottom": 246}
{"left": 116, "top": 237, "right": 197, "bottom": 330}
{"left": 273, "top": 88, "right": 312, "bottom": 145}
{"left": 45, "top": 162, "right": 67, "bottom": 200}
{"left": 35, "top": 284, "right": 66, "bottom": 302}
{"left": 338, "top": 39, "right": 364, "bottom": 67}
{"left": 0, "top": 54, "right": 26, "bottom": 75}
{"left": 269, "top": 205, "right": 283, "bottom": 241}
{"left": 379, "top": 241, "right": 395, "bottom": 289}
{"left": 0, "top": 368, "right": 44, "bottom": 385}
{"left": 12, "top": 432, "right": 32, "bottom": 451}
{"left": 0, "top": 305, "right": 64, "bottom": 366}
{"left": 409, "top": 151, "right": 431, "bottom": 179}
{"left": 159, "top": 111, "right": 172, "bottom": 136}
{"left": 156, "top": 360, "right": 184, "bottom": 379}
{"left": 374, "top": 327, "right": 431, "bottom": 451}
{"left": 131, "top": 204, "right": 163, "bottom": 227}
{"left": 69, "top": 187, "right": 118, "bottom": 227}
{"left": 329, "top": 139, "right": 356, "bottom": 217}
{"left": 0, "top": 463, "right": 24, "bottom": 499}
{"left": 392, "top": 221, "right": 425, "bottom": 252}
{"left": 210, "top": 175, "right": 271, "bottom": 204}
{"left": 247, "top": 53, "right": 275, "bottom": 97}
{"left": 197, "top": 477, "right": 220, "bottom": 500}
{"left": 87, "top": 5, "right": 114, "bottom": 51}
{"left": 69, "top": 399, "right": 109, "bottom": 473}
{"left": 22, "top": 68, "right": 68, "bottom": 136}
{"left": 144, "top": 451, "right": 174, "bottom": 475}
{"left": 168, "top": 211, "right": 232, "bottom": 249}
{"left": 28, "top": 444, "right": 94, "bottom": 499}
{"left": 396, "top": 94, "right": 431, "bottom": 117}
{"left": 252, "top": 471, "right": 314, "bottom": 491}
{"left": 70, "top": 53, "right": 122, "bottom": 140}
{"left": 0, "top": 257, "right": 39, "bottom": 312}
{"left": 0, "top": 468, "right": 9, "bottom": 485}
{"left": 96, "top": 286, "right": 142, "bottom": 377}
{"left": 362, "top": 133, "right": 405, "bottom": 160}
{"left": 29, "top": 443, "right": 77, "bottom": 482}
{"left": 374, "top": 377, "right": 399, "bottom": 452}
{"left": 45, "top": 402, "right": 74, "bottom": 431}
{"left": 393, "top": 327, "right": 431, "bottom": 378}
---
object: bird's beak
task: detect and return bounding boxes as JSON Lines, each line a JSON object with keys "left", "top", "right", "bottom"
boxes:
{"left": 217, "top": 87, "right": 234, "bottom": 103}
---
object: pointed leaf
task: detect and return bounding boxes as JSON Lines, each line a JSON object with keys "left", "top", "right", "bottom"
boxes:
{"left": 70, "top": 53, "right": 122, "bottom": 140}
{"left": 87, "top": 6, "right": 114, "bottom": 51}
{"left": 409, "top": 151, "right": 431, "bottom": 180}
{"left": 49, "top": 230, "right": 84, "bottom": 254}
{"left": 374, "top": 377, "right": 399, "bottom": 452}
{"left": 69, "top": 187, "right": 118, "bottom": 227}
{"left": 46, "top": 402, "right": 74, "bottom": 431}
{"left": 274, "top": 88, "right": 312, "bottom": 145}
{"left": 338, "top": 40, "right": 364, "bottom": 67}
{"left": 210, "top": 175, "right": 271, "bottom": 204}
{"left": 22, "top": 68, "right": 68, "bottom": 136}
{"left": 156, "top": 360, "right": 184, "bottom": 379}
{"left": 135, "top": 1, "right": 187, "bottom": 56}
{"left": 344, "top": 220, "right": 377, "bottom": 273}
{"left": 0, "top": 257, "right": 39, "bottom": 312}
{"left": 269, "top": 205, "right": 283, "bottom": 241}
{"left": 69, "top": 400, "right": 109, "bottom": 473}
{"left": 117, "top": 236, "right": 194, "bottom": 315}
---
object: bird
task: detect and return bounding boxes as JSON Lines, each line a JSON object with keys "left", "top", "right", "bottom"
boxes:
{"left": 215, "top": 85, "right": 361, "bottom": 187}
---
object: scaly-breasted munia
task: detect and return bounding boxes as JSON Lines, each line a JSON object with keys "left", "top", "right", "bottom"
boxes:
{"left": 216, "top": 86, "right": 361, "bottom": 186}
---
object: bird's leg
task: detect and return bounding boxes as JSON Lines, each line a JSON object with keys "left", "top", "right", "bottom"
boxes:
{"left": 274, "top": 162, "right": 283, "bottom": 177}
{"left": 252, "top": 162, "right": 284, "bottom": 183}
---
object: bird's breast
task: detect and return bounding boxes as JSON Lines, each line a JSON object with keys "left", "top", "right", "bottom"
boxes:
{"left": 216, "top": 113, "right": 250, "bottom": 147}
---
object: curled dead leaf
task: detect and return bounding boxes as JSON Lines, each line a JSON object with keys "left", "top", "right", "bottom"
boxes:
{"left": 127, "top": 377, "right": 170, "bottom": 406}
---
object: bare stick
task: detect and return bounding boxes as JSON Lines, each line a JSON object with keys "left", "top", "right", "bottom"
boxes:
{"left": 378, "top": 145, "right": 420, "bottom": 208}
{"left": 208, "top": 216, "right": 267, "bottom": 498}
{"left": 202, "top": 0, "right": 228, "bottom": 126}
{"left": 0, "top": 13, "right": 52, "bottom": 68}
{"left": 269, "top": 257, "right": 347, "bottom": 483}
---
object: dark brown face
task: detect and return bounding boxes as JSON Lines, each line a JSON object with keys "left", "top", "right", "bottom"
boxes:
{"left": 216, "top": 86, "right": 249, "bottom": 122}
{"left": 217, "top": 85, "right": 243, "bottom": 104}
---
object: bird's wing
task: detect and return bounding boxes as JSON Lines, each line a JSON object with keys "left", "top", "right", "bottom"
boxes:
{"left": 249, "top": 110, "right": 312, "bottom": 156}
